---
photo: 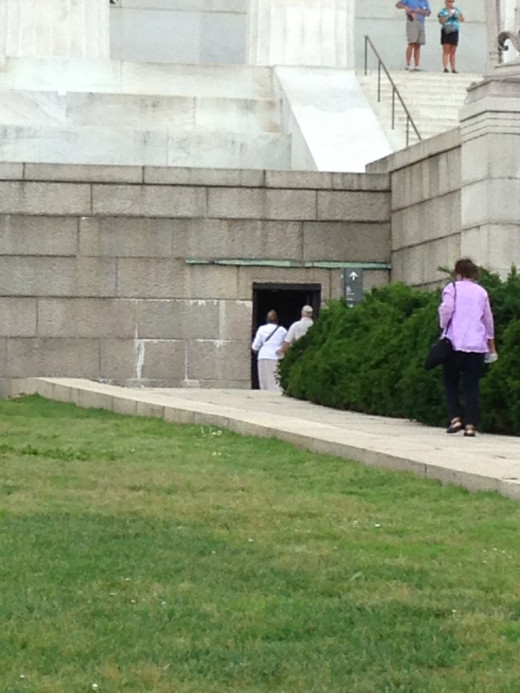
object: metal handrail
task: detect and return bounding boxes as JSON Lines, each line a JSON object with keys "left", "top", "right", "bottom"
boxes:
{"left": 363, "top": 35, "right": 421, "bottom": 147}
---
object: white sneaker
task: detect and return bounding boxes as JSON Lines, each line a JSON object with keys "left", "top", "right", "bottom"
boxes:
{"left": 405, "top": 65, "right": 412, "bottom": 71}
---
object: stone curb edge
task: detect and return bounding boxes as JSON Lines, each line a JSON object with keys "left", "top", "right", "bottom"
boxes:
{"left": 8, "top": 377, "right": 520, "bottom": 503}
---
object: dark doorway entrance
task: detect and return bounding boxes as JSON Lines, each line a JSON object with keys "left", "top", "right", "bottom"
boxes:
{"left": 251, "top": 283, "right": 321, "bottom": 389}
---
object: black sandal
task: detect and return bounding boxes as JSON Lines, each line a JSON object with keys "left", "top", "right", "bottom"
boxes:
{"left": 446, "top": 418, "right": 463, "bottom": 434}
{"left": 464, "top": 426, "right": 476, "bottom": 437}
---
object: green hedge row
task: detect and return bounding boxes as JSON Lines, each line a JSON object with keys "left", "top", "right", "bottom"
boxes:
{"left": 278, "top": 268, "right": 520, "bottom": 435}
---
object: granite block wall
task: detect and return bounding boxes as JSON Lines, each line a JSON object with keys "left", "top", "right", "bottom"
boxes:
{"left": 367, "top": 129, "right": 462, "bottom": 289}
{"left": 0, "top": 164, "right": 391, "bottom": 390}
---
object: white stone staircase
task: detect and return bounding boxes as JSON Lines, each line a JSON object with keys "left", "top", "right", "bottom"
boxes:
{"left": 0, "top": 58, "right": 291, "bottom": 169}
{"left": 356, "top": 70, "right": 482, "bottom": 151}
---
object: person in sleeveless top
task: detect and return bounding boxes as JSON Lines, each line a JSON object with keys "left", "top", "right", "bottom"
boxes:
{"left": 438, "top": 0, "right": 465, "bottom": 73}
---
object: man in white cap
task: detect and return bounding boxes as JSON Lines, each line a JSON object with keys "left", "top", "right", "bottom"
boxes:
{"left": 278, "top": 305, "right": 314, "bottom": 355}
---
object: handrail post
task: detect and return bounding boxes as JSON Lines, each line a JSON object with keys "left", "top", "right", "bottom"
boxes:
{"left": 362, "top": 34, "right": 422, "bottom": 146}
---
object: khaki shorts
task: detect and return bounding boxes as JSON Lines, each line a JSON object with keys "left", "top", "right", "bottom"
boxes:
{"left": 406, "top": 18, "right": 426, "bottom": 45}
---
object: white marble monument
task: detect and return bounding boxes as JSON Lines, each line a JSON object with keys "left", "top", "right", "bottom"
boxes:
{"left": 0, "top": 0, "right": 109, "bottom": 59}
{"left": 248, "top": 0, "right": 355, "bottom": 68}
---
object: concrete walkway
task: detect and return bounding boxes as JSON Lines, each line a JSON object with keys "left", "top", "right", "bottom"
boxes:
{"left": 10, "top": 377, "right": 520, "bottom": 502}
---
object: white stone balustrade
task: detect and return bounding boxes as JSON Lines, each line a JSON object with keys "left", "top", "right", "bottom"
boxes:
{"left": 0, "top": 0, "right": 109, "bottom": 59}
{"left": 248, "top": 0, "right": 354, "bottom": 68}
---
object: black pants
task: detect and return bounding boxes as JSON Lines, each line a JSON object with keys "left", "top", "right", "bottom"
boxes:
{"left": 442, "top": 351, "right": 485, "bottom": 426}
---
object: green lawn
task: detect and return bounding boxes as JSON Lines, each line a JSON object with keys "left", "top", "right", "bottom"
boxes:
{"left": 1, "top": 395, "right": 520, "bottom": 692}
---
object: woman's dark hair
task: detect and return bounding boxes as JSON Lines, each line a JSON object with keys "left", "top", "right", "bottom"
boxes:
{"left": 454, "top": 258, "right": 478, "bottom": 280}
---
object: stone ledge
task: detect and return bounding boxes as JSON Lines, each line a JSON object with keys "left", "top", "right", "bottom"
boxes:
{"left": 367, "top": 128, "right": 461, "bottom": 174}
{"left": 0, "top": 163, "right": 390, "bottom": 194}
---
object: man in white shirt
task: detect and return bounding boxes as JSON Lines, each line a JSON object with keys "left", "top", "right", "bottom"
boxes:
{"left": 278, "top": 305, "right": 314, "bottom": 356}
{"left": 251, "top": 309, "right": 287, "bottom": 390}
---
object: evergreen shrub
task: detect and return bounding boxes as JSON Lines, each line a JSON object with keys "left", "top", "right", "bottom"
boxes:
{"left": 278, "top": 268, "right": 520, "bottom": 435}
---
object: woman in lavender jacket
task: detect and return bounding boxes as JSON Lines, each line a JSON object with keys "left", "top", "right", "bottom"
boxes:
{"left": 439, "top": 258, "right": 497, "bottom": 437}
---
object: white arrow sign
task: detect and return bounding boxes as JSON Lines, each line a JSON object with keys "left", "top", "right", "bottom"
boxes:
{"left": 349, "top": 271, "right": 358, "bottom": 280}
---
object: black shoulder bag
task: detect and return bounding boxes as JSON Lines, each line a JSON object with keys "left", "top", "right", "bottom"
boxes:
{"left": 425, "top": 282, "right": 456, "bottom": 371}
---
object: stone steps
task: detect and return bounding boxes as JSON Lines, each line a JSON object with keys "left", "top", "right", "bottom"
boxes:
{"left": 0, "top": 124, "right": 291, "bottom": 169}
{"left": 0, "top": 57, "right": 275, "bottom": 99}
{"left": 357, "top": 70, "right": 482, "bottom": 150}
{"left": 0, "top": 91, "right": 283, "bottom": 133}
{"left": 0, "top": 57, "right": 290, "bottom": 169}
